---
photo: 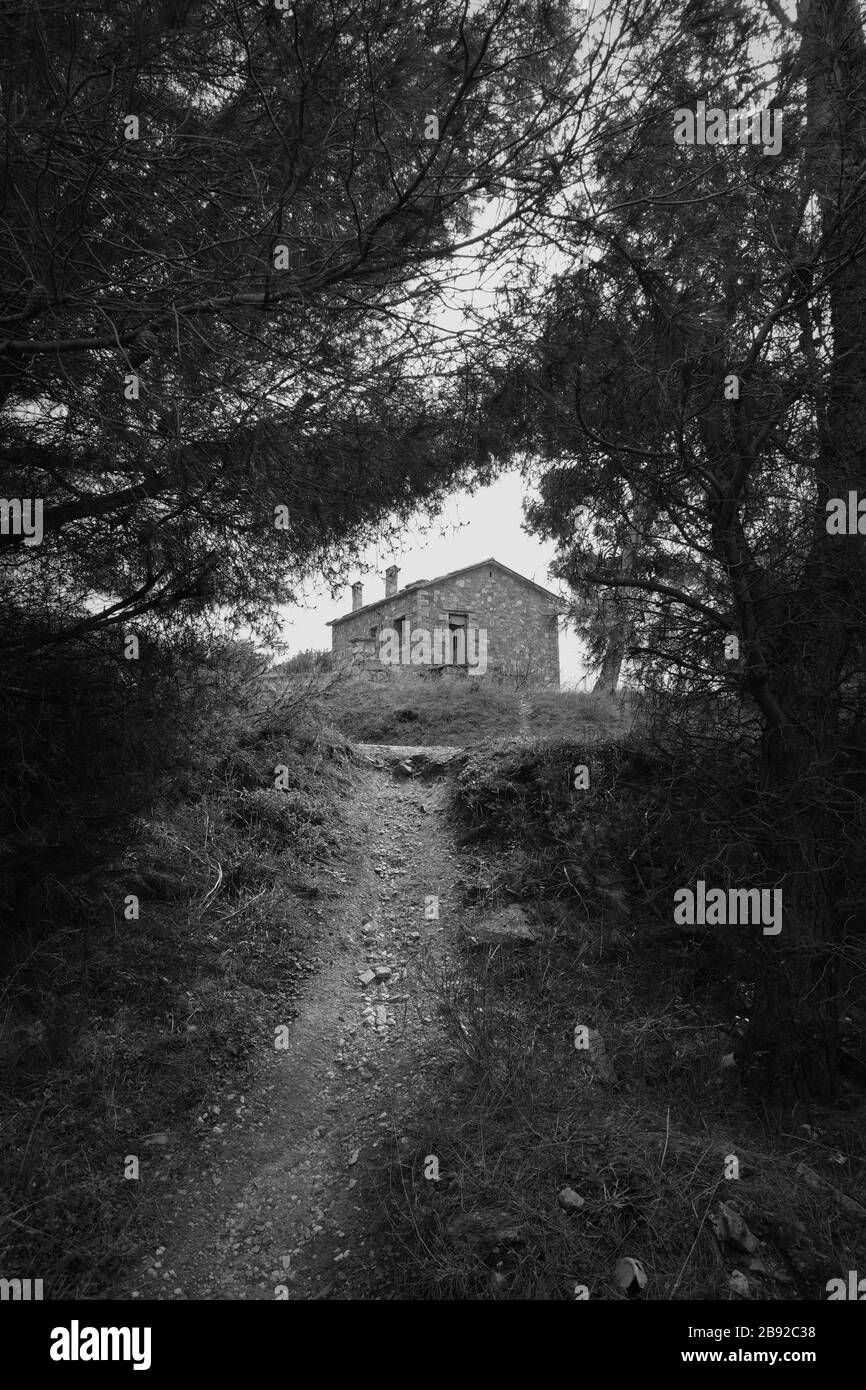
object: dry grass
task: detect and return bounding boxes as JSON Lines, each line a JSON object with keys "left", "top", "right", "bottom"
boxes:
{"left": 366, "top": 732, "right": 866, "bottom": 1300}
{"left": 527, "top": 687, "right": 634, "bottom": 739}
{"left": 323, "top": 672, "right": 630, "bottom": 747}
{"left": 371, "top": 925, "right": 866, "bottom": 1301}
{"left": 0, "top": 698, "right": 353, "bottom": 1297}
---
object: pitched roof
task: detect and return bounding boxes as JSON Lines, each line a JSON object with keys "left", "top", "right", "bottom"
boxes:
{"left": 328, "top": 557, "right": 566, "bottom": 626}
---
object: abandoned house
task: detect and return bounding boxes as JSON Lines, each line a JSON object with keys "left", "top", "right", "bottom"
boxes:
{"left": 328, "top": 558, "right": 565, "bottom": 686}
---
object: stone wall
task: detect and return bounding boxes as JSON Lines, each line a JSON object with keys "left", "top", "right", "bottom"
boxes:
{"left": 330, "top": 564, "right": 561, "bottom": 686}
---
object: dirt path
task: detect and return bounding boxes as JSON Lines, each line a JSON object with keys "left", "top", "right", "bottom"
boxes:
{"left": 129, "top": 747, "right": 463, "bottom": 1301}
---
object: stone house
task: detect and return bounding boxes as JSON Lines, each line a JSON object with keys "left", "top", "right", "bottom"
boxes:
{"left": 328, "top": 558, "right": 565, "bottom": 686}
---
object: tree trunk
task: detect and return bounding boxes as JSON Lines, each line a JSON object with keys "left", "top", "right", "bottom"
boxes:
{"left": 592, "top": 634, "right": 624, "bottom": 696}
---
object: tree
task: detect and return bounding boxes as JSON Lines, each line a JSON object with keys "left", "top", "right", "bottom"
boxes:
{"left": 476, "top": 0, "right": 866, "bottom": 1093}
{"left": 1, "top": 0, "right": 614, "bottom": 893}
{"left": 0, "top": 0, "right": 587, "bottom": 650}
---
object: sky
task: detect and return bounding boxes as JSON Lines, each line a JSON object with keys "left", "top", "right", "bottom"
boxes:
{"left": 275, "top": 467, "right": 593, "bottom": 687}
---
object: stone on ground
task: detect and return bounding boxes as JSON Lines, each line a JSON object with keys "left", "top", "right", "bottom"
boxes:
{"left": 466, "top": 903, "right": 536, "bottom": 946}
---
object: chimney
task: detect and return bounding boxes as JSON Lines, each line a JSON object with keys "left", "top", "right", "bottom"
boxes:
{"left": 351, "top": 581, "right": 363, "bottom": 611}
{"left": 385, "top": 564, "right": 400, "bottom": 597}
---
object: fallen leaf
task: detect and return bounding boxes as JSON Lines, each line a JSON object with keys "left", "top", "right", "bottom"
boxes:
{"left": 614, "top": 1256, "right": 648, "bottom": 1293}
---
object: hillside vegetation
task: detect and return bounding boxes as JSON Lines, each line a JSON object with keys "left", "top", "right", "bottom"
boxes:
{"left": 0, "top": 665, "right": 353, "bottom": 1297}
{"left": 372, "top": 728, "right": 866, "bottom": 1300}
{"left": 322, "top": 671, "right": 632, "bottom": 746}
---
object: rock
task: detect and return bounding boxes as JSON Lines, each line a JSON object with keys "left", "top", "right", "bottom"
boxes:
{"left": 467, "top": 904, "right": 536, "bottom": 946}
{"left": 358, "top": 969, "right": 376, "bottom": 986}
{"left": 374, "top": 966, "right": 392, "bottom": 981}
{"left": 405, "top": 749, "right": 460, "bottom": 778}
{"left": 794, "top": 1161, "right": 866, "bottom": 1218}
{"left": 713, "top": 1202, "right": 760, "bottom": 1254}
{"left": 355, "top": 744, "right": 461, "bottom": 779}
{"left": 557, "top": 1187, "right": 585, "bottom": 1212}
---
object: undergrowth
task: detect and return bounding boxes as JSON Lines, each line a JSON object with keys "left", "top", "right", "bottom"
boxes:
{"left": 369, "top": 732, "right": 866, "bottom": 1300}
{"left": 0, "top": 690, "right": 353, "bottom": 1297}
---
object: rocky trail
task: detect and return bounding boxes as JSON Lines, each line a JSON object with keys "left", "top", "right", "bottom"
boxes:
{"left": 128, "top": 746, "right": 464, "bottom": 1301}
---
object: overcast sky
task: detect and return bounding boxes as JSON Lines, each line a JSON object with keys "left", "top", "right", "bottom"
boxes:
{"left": 276, "top": 467, "right": 592, "bottom": 687}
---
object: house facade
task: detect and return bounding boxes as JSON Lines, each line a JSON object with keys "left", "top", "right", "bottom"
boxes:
{"left": 328, "top": 558, "right": 564, "bottom": 686}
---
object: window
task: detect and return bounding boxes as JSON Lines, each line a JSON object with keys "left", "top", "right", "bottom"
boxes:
{"left": 393, "top": 614, "right": 406, "bottom": 662}
{"left": 448, "top": 612, "right": 467, "bottom": 665}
